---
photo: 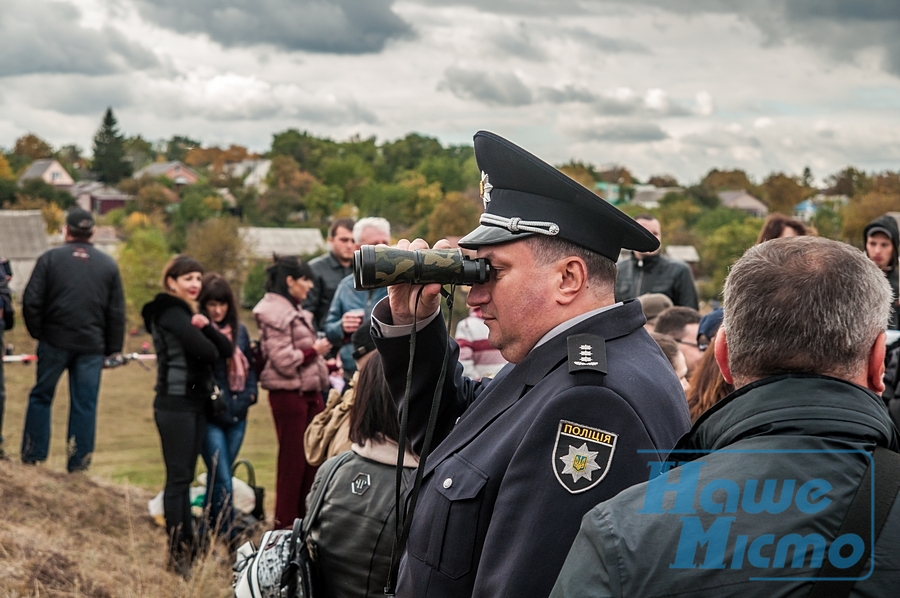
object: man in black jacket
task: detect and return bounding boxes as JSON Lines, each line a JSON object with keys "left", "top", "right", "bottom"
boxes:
{"left": 864, "top": 214, "right": 899, "bottom": 329}
{"left": 551, "top": 236, "right": 900, "bottom": 597}
{"left": 614, "top": 214, "right": 699, "bottom": 310}
{"left": 303, "top": 217, "right": 356, "bottom": 331}
{"left": 21, "top": 208, "right": 125, "bottom": 472}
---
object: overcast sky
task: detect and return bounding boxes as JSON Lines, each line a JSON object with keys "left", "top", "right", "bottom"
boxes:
{"left": 3, "top": 0, "right": 900, "bottom": 184}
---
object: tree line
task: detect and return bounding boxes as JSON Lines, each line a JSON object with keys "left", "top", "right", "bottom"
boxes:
{"left": 0, "top": 108, "right": 898, "bottom": 319}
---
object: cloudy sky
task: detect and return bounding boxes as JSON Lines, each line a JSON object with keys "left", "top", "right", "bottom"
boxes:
{"left": 3, "top": 0, "right": 900, "bottom": 184}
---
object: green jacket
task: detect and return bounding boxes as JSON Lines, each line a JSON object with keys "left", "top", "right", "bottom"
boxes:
{"left": 551, "top": 375, "right": 900, "bottom": 598}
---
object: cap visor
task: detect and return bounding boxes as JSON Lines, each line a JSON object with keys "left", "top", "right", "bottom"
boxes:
{"left": 458, "top": 225, "right": 535, "bottom": 249}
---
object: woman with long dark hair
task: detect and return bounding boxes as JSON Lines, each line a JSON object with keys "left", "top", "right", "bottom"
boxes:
{"left": 252, "top": 255, "right": 331, "bottom": 527}
{"left": 197, "top": 273, "right": 258, "bottom": 543}
{"left": 306, "top": 351, "right": 418, "bottom": 598}
{"left": 141, "top": 256, "right": 232, "bottom": 577}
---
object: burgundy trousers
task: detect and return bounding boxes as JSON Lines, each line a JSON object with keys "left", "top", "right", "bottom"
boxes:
{"left": 268, "top": 389, "right": 324, "bottom": 528}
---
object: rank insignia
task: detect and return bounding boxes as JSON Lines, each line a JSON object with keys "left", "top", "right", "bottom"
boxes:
{"left": 552, "top": 419, "right": 617, "bottom": 494}
{"left": 567, "top": 334, "right": 607, "bottom": 375}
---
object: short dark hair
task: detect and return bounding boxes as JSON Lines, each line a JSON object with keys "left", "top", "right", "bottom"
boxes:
{"left": 349, "top": 352, "right": 399, "bottom": 445}
{"left": 655, "top": 306, "right": 701, "bottom": 338}
{"left": 264, "top": 255, "right": 313, "bottom": 300}
{"left": 525, "top": 236, "right": 618, "bottom": 296}
{"left": 198, "top": 273, "right": 239, "bottom": 345}
{"left": 161, "top": 255, "right": 204, "bottom": 291}
{"left": 329, "top": 218, "right": 355, "bottom": 238}
{"left": 649, "top": 331, "right": 680, "bottom": 368}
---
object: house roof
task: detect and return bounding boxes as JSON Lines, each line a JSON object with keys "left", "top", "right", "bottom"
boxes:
{"left": 0, "top": 210, "right": 50, "bottom": 259}
{"left": 718, "top": 190, "right": 768, "bottom": 214}
{"left": 133, "top": 161, "right": 198, "bottom": 180}
{"left": 71, "top": 181, "right": 131, "bottom": 201}
{"left": 665, "top": 245, "right": 700, "bottom": 263}
{"left": 239, "top": 227, "right": 325, "bottom": 259}
{"left": 18, "top": 159, "right": 57, "bottom": 182}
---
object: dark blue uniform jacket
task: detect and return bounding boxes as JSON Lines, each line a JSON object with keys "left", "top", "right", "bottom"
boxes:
{"left": 372, "top": 299, "right": 690, "bottom": 598}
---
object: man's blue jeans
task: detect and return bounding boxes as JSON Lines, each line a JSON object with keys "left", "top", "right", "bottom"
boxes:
{"left": 201, "top": 418, "right": 247, "bottom": 538}
{"left": 21, "top": 341, "right": 103, "bottom": 472}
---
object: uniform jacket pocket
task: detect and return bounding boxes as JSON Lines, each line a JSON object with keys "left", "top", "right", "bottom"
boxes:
{"left": 410, "top": 453, "right": 488, "bottom": 580}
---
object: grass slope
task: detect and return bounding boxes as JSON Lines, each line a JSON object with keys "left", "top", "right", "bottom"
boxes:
{"left": 0, "top": 319, "right": 279, "bottom": 596}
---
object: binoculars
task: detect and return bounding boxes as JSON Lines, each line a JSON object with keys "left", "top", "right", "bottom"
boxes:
{"left": 353, "top": 245, "right": 492, "bottom": 290}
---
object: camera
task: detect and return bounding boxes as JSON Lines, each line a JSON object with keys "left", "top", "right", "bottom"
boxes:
{"left": 353, "top": 245, "right": 492, "bottom": 290}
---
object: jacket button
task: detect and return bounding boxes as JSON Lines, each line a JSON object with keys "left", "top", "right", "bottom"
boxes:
{"left": 443, "top": 478, "right": 452, "bottom": 489}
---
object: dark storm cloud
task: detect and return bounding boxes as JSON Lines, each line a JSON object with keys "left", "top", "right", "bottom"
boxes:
{"left": 134, "top": 0, "right": 413, "bottom": 53}
{"left": 0, "top": 1, "right": 158, "bottom": 77}
{"left": 575, "top": 121, "right": 669, "bottom": 143}
{"left": 26, "top": 77, "right": 135, "bottom": 115}
{"left": 440, "top": 67, "right": 534, "bottom": 106}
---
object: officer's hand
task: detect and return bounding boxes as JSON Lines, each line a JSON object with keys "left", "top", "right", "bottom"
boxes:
{"left": 388, "top": 238, "right": 451, "bottom": 326}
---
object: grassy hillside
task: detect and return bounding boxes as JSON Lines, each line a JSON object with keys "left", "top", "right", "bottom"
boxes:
{"left": 0, "top": 318, "right": 279, "bottom": 596}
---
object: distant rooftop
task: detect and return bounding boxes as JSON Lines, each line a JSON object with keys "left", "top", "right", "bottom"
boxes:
{"left": 239, "top": 227, "right": 325, "bottom": 260}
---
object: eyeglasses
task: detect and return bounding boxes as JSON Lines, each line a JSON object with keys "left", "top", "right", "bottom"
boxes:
{"left": 676, "top": 338, "right": 709, "bottom": 352}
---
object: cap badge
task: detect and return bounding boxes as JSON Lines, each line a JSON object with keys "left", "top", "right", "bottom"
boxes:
{"left": 480, "top": 171, "right": 493, "bottom": 209}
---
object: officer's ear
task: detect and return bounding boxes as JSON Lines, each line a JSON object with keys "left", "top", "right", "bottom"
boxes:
{"left": 714, "top": 329, "right": 734, "bottom": 385}
{"left": 867, "top": 331, "right": 886, "bottom": 394}
{"left": 555, "top": 256, "right": 587, "bottom": 305}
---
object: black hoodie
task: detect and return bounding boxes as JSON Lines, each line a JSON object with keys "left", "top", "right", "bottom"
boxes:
{"left": 864, "top": 214, "right": 899, "bottom": 330}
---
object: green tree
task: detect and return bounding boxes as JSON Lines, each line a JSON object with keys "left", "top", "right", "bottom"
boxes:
{"left": 699, "top": 219, "right": 762, "bottom": 299}
{"left": 760, "top": 173, "right": 806, "bottom": 215}
{"left": 167, "top": 184, "right": 221, "bottom": 250}
{"left": 92, "top": 108, "right": 132, "bottom": 183}
{"left": 426, "top": 191, "right": 481, "bottom": 241}
{"left": 825, "top": 167, "right": 870, "bottom": 198}
{"left": 134, "top": 183, "right": 178, "bottom": 214}
{"left": 118, "top": 227, "right": 171, "bottom": 328}
{"left": 165, "top": 135, "right": 201, "bottom": 162}
{"left": 810, "top": 201, "right": 843, "bottom": 240}
{"left": 647, "top": 174, "right": 679, "bottom": 188}
{"left": 270, "top": 129, "right": 338, "bottom": 175}
{"left": 17, "top": 178, "right": 74, "bottom": 208}
{"left": 124, "top": 135, "right": 156, "bottom": 171}
{"left": 701, "top": 168, "right": 754, "bottom": 192}
{"left": 184, "top": 217, "right": 247, "bottom": 295}
{"left": 379, "top": 133, "right": 444, "bottom": 180}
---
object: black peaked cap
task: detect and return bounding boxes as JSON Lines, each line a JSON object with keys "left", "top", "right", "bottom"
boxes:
{"left": 458, "top": 131, "right": 659, "bottom": 260}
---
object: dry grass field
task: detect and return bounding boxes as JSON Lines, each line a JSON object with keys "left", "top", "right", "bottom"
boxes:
{"left": 0, "top": 312, "right": 279, "bottom": 596}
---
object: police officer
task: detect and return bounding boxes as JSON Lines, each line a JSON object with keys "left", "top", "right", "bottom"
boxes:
{"left": 371, "top": 131, "right": 690, "bottom": 598}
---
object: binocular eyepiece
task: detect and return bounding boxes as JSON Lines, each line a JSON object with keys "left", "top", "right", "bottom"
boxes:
{"left": 353, "top": 245, "right": 492, "bottom": 290}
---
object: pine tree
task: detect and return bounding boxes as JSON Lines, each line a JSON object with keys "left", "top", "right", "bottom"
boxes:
{"left": 92, "top": 108, "right": 132, "bottom": 183}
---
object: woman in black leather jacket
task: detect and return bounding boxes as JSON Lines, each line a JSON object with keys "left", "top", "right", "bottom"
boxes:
{"left": 141, "top": 256, "right": 232, "bottom": 577}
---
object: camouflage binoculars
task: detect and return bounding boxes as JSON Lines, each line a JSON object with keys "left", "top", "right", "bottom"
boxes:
{"left": 353, "top": 245, "right": 492, "bottom": 290}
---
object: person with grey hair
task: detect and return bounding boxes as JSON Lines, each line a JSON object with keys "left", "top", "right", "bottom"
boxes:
{"left": 551, "top": 236, "right": 900, "bottom": 598}
{"left": 323, "top": 217, "right": 391, "bottom": 380}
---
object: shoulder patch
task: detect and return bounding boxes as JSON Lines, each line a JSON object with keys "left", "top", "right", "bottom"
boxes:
{"left": 567, "top": 334, "right": 607, "bottom": 375}
{"left": 552, "top": 419, "right": 618, "bottom": 494}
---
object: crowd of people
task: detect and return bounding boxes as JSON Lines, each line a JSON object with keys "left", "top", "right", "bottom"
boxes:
{"left": 1, "top": 129, "right": 899, "bottom": 595}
